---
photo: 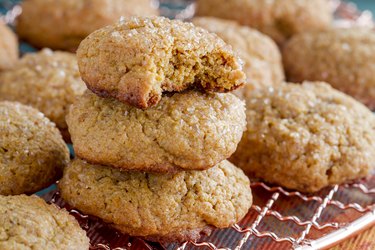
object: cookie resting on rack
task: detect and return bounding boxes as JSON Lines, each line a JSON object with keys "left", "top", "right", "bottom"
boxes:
{"left": 0, "top": 195, "right": 90, "bottom": 250}
{"left": 230, "top": 82, "right": 375, "bottom": 193}
{"left": 77, "top": 16, "right": 246, "bottom": 108}
{"left": 0, "top": 21, "right": 18, "bottom": 71}
{"left": 66, "top": 90, "right": 246, "bottom": 172}
{"left": 59, "top": 159, "right": 252, "bottom": 243}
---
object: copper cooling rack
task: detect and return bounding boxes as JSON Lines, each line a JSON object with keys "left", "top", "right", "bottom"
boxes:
{"left": 1, "top": 0, "right": 375, "bottom": 249}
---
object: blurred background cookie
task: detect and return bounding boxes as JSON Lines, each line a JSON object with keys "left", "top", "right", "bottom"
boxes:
{"left": 195, "top": 0, "right": 333, "bottom": 45}
{"left": 0, "top": 21, "right": 18, "bottom": 71}
{"left": 67, "top": 90, "right": 246, "bottom": 172}
{"left": 0, "top": 195, "right": 89, "bottom": 250}
{"left": 59, "top": 158, "right": 252, "bottom": 243}
{"left": 0, "top": 48, "right": 86, "bottom": 141}
{"left": 283, "top": 28, "right": 375, "bottom": 110}
{"left": 230, "top": 82, "right": 375, "bottom": 193}
{"left": 16, "top": 0, "right": 158, "bottom": 51}
{"left": 0, "top": 101, "right": 69, "bottom": 195}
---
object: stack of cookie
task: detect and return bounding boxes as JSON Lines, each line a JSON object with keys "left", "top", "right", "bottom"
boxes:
{"left": 59, "top": 16, "right": 253, "bottom": 243}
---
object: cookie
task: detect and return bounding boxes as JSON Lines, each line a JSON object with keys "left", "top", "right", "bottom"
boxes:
{"left": 230, "top": 82, "right": 375, "bottom": 193}
{"left": 0, "top": 49, "right": 86, "bottom": 141}
{"left": 16, "top": 0, "right": 158, "bottom": 51}
{"left": 59, "top": 158, "right": 251, "bottom": 243}
{"left": 283, "top": 28, "right": 375, "bottom": 110}
{"left": 192, "top": 17, "right": 284, "bottom": 95}
{"left": 0, "top": 21, "right": 18, "bottom": 71}
{"left": 0, "top": 195, "right": 89, "bottom": 250}
{"left": 195, "top": 0, "right": 332, "bottom": 44}
{"left": 77, "top": 16, "right": 246, "bottom": 108}
{"left": 67, "top": 90, "right": 246, "bottom": 172}
{"left": 0, "top": 101, "right": 69, "bottom": 195}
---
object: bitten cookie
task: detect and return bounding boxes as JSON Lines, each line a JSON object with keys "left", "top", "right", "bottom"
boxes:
{"left": 77, "top": 16, "right": 246, "bottom": 108}
{"left": 16, "top": 0, "right": 158, "bottom": 51}
{"left": 0, "top": 102, "right": 69, "bottom": 195}
{"left": 59, "top": 159, "right": 252, "bottom": 243}
{"left": 195, "top": 0, "right": 332, "bottom": 44}
{"left": 0, "top": 49, "right": 86, "bottom": 141}
{"left": 230, "top": 82, "right": 375, "bottom": 193}
{"left": 67, "top": 90, "right": 246, "bottom": 172}
{"left": 192, "top": 17, "right": 284, "bottom": 95}
{"left": 0, "top": 195, "right": 89, "bottom": 250}
{"left": 0, "top": 21, "right": 18, "bottom": 71}
{"left": 283, "top": 28, "right": 375, "bottom": 110}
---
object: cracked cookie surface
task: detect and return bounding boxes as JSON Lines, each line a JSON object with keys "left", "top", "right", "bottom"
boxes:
{"left": 0, "top": 195, "right": 89, "bottom": 250}
{"left": 230, "top": 82, "right": 375, "bottom": 193}
{"left": 77, "top": 16, "right": 246, "bottom": 108}
{"left": 0, "top": 102, "right": 69, "bottom": 195}
{"left": 59, "top": 159, "right": 252, "bottom": 243}
{"left": 67, "top": 90, "right": 246, "bottom": 172}
{"left": 0, "top": 22, "right": 18, "bottom": 71}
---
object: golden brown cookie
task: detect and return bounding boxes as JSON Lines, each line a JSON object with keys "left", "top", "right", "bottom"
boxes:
{"left": 195, "top": 0, "right": 333, "bottom": 45}
{"left": 67, "top": 90, "right": 246, "bottom": 172}
{"left": 192, "top": 17, "right": 284, "bottom": 96}
{"left": 0, "top": 101, "right": 69, "bottom": 195}
{"left": 230, "top": 82, "right": 375, "bottom": 193}
{"left": 77, "top": 16, "right": 246, "bottom": 108}
{"left": 16, "top": 0, "right": 158, "bottom": 51}
{"left": 0, "top": 21, "right": 18, "bottom": 71}
{"left": 0, "top": 49, "right": 86, "bottom": 141}
{"left": 0, "top": 195, "right": 89, "bottom": 250}
{"left": 59, "top": 158, "right": 252, "bottom": 243}
{"left": 283, "top": 28, "right": 375, "bottom": 110}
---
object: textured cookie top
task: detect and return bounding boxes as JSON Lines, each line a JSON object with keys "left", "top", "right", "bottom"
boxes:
{"left": 231, "top": 82, "right": 375, "bottom": 192}
{"left": 17, "top": 0, "right": 158, "bottom": 50}
{"left": 0, "top": 49, "right": 86, "bottom": 137}
{"left": 67, "top": 90, "right": 246, "bottom": 172}
{"left": 283, "top": 28, "right": 375, "bottom": 110}
{"left": 0, "top": 195, "right": 89, "bottom": 250}
{"left": 192, "top": 17, "right": 284, "bottom": 94}
{"left": 0, "top": 102, "right": 69, "bottom": 195}
{"left": 59, "top": 159, "right": 252, "bottom": 242}
{"left": 195, "top": 0, "right": 332, "bottom": 44}
{"left": 0, "top": 22, "right": 18, "bottom": 71}
{"left": 77, "top": 16, "right": 246, "bottom": 108}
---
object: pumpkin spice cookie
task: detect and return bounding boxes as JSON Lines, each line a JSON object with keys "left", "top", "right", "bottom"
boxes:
{"left": 67, "top": 90, "right": 246, "bottom": 172}
{"left": 230, "top": 82, "right": 375, "bottom": 193}
{"left": 283, "top": 28, "right": 375, "bottom": 110}
{"left": 16, "top": 0, "right": 158, "bottom": 51}
{"left": 0, "top": 21, "right": 18, "bottom": 71}
{"left": 59, "top": 159, "right": 252, "bottom": 243}
{"left": 0, "top": 195, "right": 89, "bottom": 250}
{"left": 0, "top": 49, "right": 86, "bottom": 141}
{"left": 77, "top": 16, "right": 246, "bottom": 108}
{"left": 195, "top": 0, "right": 332, "bottom": 44}
{"left": 0, "top": 102, "right": 69, "bottom": 195}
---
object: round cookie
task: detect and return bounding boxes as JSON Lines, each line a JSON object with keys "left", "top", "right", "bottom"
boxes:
{"left": 16, "top": 0, "right": 158, "bottom": 51}
{"left": 283, "top": 28, "right": 375, "bottom": 110}
{"left": 0, "top": 21, "right": 18, "bottom": 71}
{"left": 0, "top": 195, "right": 89, "bottom": 250}
{"left": 59, "top": 159, "right": 252, "bottom": 243}
{"left": 192, "top": 17, "right": 284, "bottom": 95}
{"left": 67, "top": 90, "right": 246, "bottom": 172}
{"left": 0, "top": 49, "right": 86, "bottom": 141}
{"left": 77, "top": 16, "right": 246, "bottom": 108}
{"left": 0, "top": 101, "right": 69, "bottom": 195}
{"left": 230, "top": 82, "right": 375, "bottom": 193}
{"left": 195, "top": 0, "right": 332, "bottom": 44}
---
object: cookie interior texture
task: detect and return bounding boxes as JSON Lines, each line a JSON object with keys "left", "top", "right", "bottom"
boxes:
{"left": 0, "top": 101, "right": 69, "bottom": 195}
{"left": 77, "top": 16, "right": 246, "bottom": 108}
{"left": 67, "top": 90, "right": 246, "bottom": 172}
{"left": 59, "top": 159, "right": 252, "bottom": 243}
{"left": 0, "top": 195, "right": 90, "bottom": 250}
{"left": 230, "top": 82, "right": 375, "bottom": 193}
